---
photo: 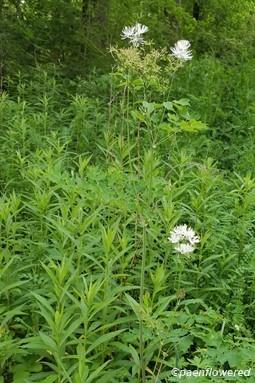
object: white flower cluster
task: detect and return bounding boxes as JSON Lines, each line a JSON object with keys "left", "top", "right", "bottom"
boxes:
{"left": 168, "top": 224, "right": 199, "bottom": 254}
{"left": 121, "top": 24, "right": 192, "bottom": 62}
{"left": 170, "top": 40, "right": 192, "bottom": 61}
{"left": 121, "top": 23, "right": 148, "bottom": 47}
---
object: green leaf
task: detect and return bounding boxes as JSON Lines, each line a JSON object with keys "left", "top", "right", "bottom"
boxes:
{"left": 163, "top": 101, "right": 174, "bottom": 110}
{"left": 62, "top": 317, "right": 83, "bottom": 345}
{"left": 131, "top": 110, "right": 147, "bottom": 122}
{"left": 40, "top": 375, "right": 58, "bottom": 383}
{"left": 13, "top": 370, "right": 30, "bottom": 382}
{"left": 83, "top": 361, "right": 111, "bottom": 383}
{"left": 129, "top": 344, "right": 140, "bottom": 366}
{"left": 131, "top": 78, "right": 144, "bottom": 89}
{"left": 112, "top": 341, "right": 130, "bottom": 354}
{"left": 125, "top": 293, "right": 140, "bottom": 318}
{"left": 86, "top": 329, "right": 125, "bottom": 354}
{"left": 142, "top": 101, "right": 155, "bottom": 114}
{"left": 180, "top": 120, "right": 207, "bottom": 132}
{"left": 39, "top": 332, "right": 57, "bottom": 352}
{"left": 158, "top": 122, "right": 177, "bottom": 133}
{"left": 178, "top": 335, "right": 193, "bottom": 353}
{"left": 223, "top": 349, "right": 243, "bottom": 368}
{"left": 173, "top": 98, "right": 190, "bottom": 106}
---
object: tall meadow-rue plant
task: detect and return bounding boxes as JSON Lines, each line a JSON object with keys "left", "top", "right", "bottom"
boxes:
{"left": 108, "top": 23, "right": 205, "bottom": 173}
{"left": 106, "top": 23, "right": 207, "bottom": 382}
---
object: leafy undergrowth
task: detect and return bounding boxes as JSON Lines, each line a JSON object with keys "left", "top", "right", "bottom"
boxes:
{"left": 1, "top": 64, "right": 255, "bottom": 381}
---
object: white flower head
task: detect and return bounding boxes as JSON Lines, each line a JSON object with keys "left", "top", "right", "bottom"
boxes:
{"left": 170, "top": 40, "right": 192, "bottom": 61}
{"left": 168, "top": 224, "right": 199, "bottom": 255}
{"left": 174, "top": 243, "right": 195, "bottom": 255}
{"left": 121, "top": 26, "right": 136, "bottom": 39}
{"left": 135, "top": 23, "right": 148, "bottom": 35}
{"left": 129, "top": 36, "right": 146, "bottom": 47}
{"left": 121, "top": 22, "right": 148, "bottom": 47}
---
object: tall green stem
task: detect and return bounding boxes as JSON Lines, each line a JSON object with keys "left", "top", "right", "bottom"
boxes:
{"left": 139, "top": 222, "right": 147, "bottom": 383}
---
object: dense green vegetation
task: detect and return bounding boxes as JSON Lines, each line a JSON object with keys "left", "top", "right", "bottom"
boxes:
{"left": 1, "top": 1, "right": 255, "bottom": 382}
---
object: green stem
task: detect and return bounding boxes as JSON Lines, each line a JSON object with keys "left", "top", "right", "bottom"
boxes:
{"left": 177, "top": 259, "right": 183, "bottom": 298}
{"left": 139, "top": 222, "right": 147, "bottom": 383}
{"left": 137, "top": 120, "right": 141, "bottom": 177}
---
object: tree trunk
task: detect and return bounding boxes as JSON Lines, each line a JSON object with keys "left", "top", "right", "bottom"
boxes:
{"left": 193, "top": 1, "right": 202, "bottom": 20}
{"left": 0, "top": 0, "right": 4, "bottom": 95}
